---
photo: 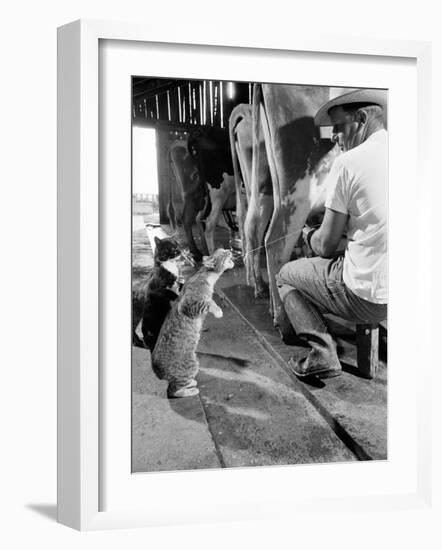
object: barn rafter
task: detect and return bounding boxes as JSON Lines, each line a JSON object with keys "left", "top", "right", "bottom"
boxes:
{"left": 132, "top": 77, "right": 252, "bottom": 131}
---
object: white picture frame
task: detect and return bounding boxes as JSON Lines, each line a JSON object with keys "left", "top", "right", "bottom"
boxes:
{"left": 57, "top": 19, "right": 432, "bottom": 531}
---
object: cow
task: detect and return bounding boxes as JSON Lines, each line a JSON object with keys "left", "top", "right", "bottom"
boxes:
{"left": 187, "top": 127, "right": 236, "bottom": 254}
{"left": 168, "top": 128, "right": 236, "bottom": 260}
{"left": 168, "top": 139, "right": 207, "bottom": 260}
{"left": 229, "top": 85, "right": 341, "bottom": 331}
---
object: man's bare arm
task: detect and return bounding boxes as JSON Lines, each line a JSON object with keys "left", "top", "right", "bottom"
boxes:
{"left": 309, "top": 208, "right": 348, "bottom": 258}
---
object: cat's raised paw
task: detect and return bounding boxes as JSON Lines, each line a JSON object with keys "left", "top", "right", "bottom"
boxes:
{"left": 209, "top": 302, "right": 223, "bottom": 318}
{"left": 213, "top": 308, "right": 223, "bottom": 319}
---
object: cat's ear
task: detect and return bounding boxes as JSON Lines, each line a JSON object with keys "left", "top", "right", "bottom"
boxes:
{"left": 202, "top": 255, "right": 216, "bottom": 269}
{"left": 154, "top": 236, "right": 161, "bottom": 245}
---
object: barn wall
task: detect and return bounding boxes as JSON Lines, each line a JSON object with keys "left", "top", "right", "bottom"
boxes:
{"left": 155, "top": 129, "right": 171, "bottom": 224}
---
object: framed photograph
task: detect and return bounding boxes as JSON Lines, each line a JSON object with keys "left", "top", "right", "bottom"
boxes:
{"left": 57, "top": 19, "right": 432, "bottom": 530}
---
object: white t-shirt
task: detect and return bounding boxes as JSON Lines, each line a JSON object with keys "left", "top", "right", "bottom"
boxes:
{"left": 325, "top": 129, "right": 388, "bottom": 304}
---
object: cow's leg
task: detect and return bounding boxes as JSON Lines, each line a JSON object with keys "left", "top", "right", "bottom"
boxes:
{"left": 169, "top": 144, "right": 205, "bottom": 258}
{"left": 265, "top": 190, "right": 311, "bottom": 324}
{"left": 234, "top": 141, "right": 250, "bottom": 252}
{"left": 196, "top": 221, "right": 210, "bottom": 257}
{"left": 243, "top": 191, "right": 273, "bottom": 297}
{"left": 204, "top": 210, "right": 218, "bottom": 254}
{"left": 229, "top": 105, "right": 253, "bottom": 254}
{"left": 195, "top": 204, "right": 210, "bottom": 257}
{"left": 204, "top": 174, "right": 235, "bottom": 254}
{"left": 242, "top": 84, "right": 273, "bottom": 298}
{"left": 259, "top": 102, "right": 313, "bottom": 325}
{"left": 236, "top": 141, "right": 252, "bottom": 203}
{"left": 182, "top": 199, "right": 203, "bottom": 261}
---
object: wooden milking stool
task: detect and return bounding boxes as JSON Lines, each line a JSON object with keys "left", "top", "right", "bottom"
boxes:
{"left": 356, "top": 324, "right": 379, "bottom": 379}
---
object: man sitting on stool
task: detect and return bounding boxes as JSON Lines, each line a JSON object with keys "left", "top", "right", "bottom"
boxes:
{"left": 276, "top": 89, "right": 388, "bottom": 379}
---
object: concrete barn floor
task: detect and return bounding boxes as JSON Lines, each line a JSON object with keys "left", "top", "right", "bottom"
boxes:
{"left": 131, "top": 221, "right": 387, "bottom": 473}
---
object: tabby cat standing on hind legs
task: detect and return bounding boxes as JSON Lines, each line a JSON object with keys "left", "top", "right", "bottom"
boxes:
{"left": 132, "top": 236, "right": 190, "bottom": 352}
{"left": 152, "top": 248, "right": 235, "bottom": 398}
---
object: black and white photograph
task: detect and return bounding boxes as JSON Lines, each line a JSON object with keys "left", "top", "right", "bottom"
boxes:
{"left": 131, "top": 77, "right": 388, "bottom": 472}
{"left": 4, "top": 0, "right": 438, "bottom": 543}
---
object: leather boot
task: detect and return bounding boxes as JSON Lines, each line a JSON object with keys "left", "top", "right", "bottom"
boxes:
{"left": 275, "top": 305, "right": 308, "bottom": 347}
{"left": 283, "top": 290, "right": 342, "bottom": 378}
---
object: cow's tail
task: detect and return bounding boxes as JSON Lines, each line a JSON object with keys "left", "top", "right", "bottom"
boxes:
{"left": 229, "top": 103, "right": 253, "bottom": 251}
{"left": 251, "top": 84, "right": 262, "bottom": 198}
{"left": 247, "top": 83, "right": 263, "bottom": 288}
{"left": 229, "top": 103, "right": 253, "bottom": 200}
{"left": 167, "top": 148, "right": 177, "bottom": 231}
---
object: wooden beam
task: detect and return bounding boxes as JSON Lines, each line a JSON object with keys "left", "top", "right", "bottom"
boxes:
{"left": 167, "top": 90, "right": 171, "bottom": 121}
{"left": 203, "top": 81, "right": 207, "bottom": 125}
{"left": 132, "top": 78, "right": 247, "bottom": 128}
{"left": 170, "top": 88, "right": 178, "bottom": 123}
{"left": 213, "top": 82, "right": 220, "bottom": 127}
{"left": 155, "top": 129, "right": 171, "bottom": 224}
{"left": 199, "top": 83, "right": 203, "bottom": 125}
{"left": 356, "top": 324, "right": 379, "bottom": 379}
{"left": 182, "top": 88, "right": 187, "bottom": 123}
{"left": 220, "top": 81, "right": 224, "bottom": 128}
{"left": 188, "top": 82, "right": 193, "bottom": 124}
{"left": 192, "top": 83, "right": 198, "bottom": 125}
{"left": 132, "top": 79, "right": 189, "bottom": 100}
{"left": 209, "top": 81, "right": 214, "bottom": 125}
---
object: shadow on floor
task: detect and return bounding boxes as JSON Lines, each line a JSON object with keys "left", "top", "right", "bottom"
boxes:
{"left": 197, "top": 355, "right": 356, "bottom": 465}
{"left": 25, "top": 504, "right": 57, "bottom": 522}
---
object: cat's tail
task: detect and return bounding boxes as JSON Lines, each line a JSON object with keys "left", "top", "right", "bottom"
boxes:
{"left": 151, "top": 355, "right": 166, "bottom": 380}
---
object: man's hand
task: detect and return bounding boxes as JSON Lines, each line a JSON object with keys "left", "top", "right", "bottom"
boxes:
{"left": 309, "top": 208, "right": 349, "bottom": 258}
{"left": 302, "top": 226, "right": 317, "bottom": 257}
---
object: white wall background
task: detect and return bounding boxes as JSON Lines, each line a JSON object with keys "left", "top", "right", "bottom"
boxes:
{"left": 0, "top": 1, "right": 440, "bottom": 547}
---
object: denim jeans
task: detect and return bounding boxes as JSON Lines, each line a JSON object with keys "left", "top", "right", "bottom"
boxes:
{"left": 275, "top": 255, "right": 387, "bottom": 367}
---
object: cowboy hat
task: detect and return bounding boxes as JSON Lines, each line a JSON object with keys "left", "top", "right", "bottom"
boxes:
{"left": 314, "top": 88, "right": 388, "bottom": 126}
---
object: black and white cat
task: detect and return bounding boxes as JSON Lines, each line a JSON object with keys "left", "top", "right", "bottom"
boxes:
{"left": 132, "top": 236, "right": 185, "bottom": 351}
